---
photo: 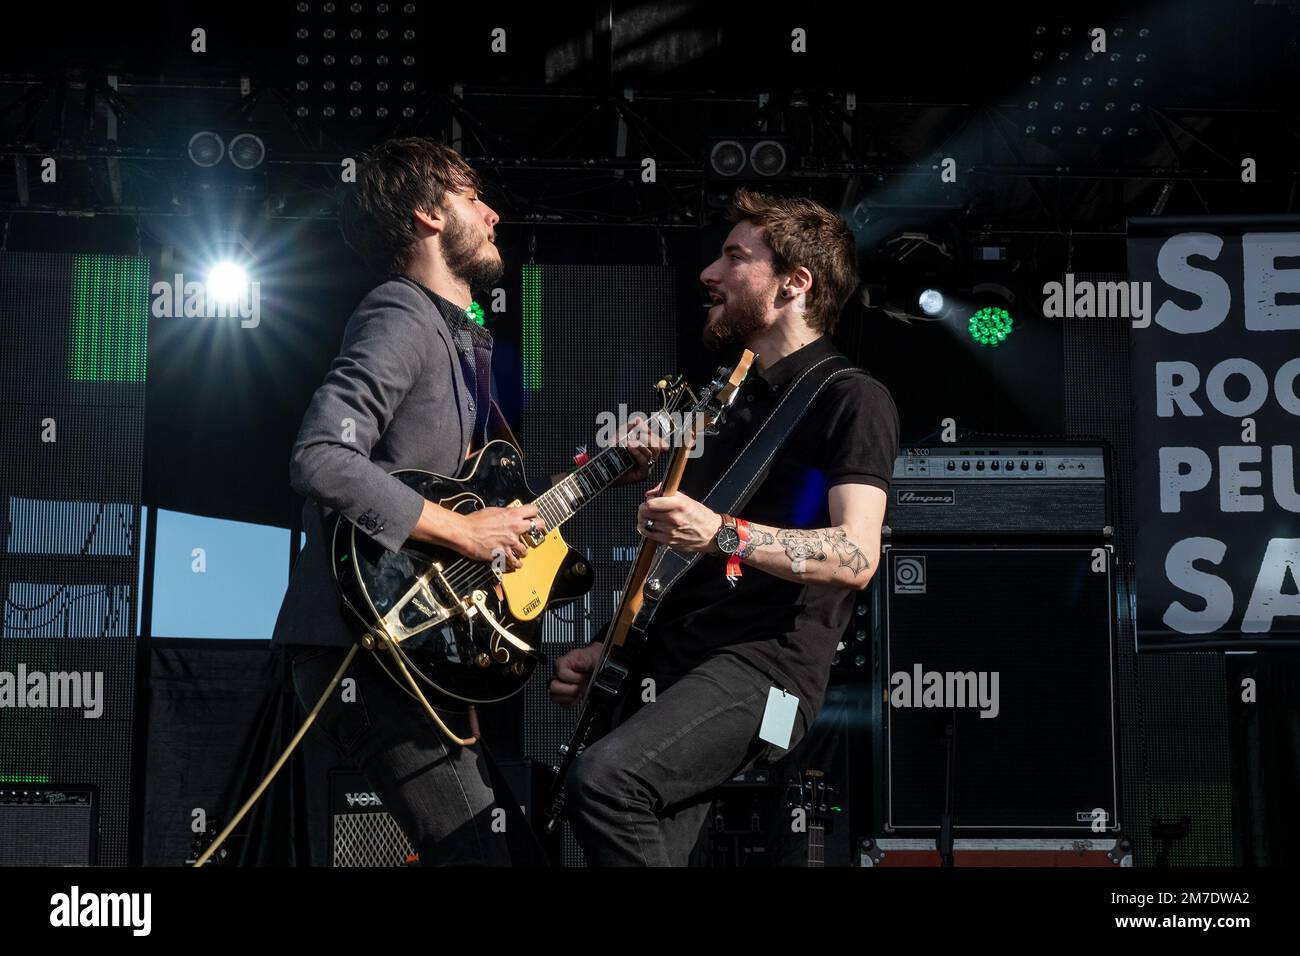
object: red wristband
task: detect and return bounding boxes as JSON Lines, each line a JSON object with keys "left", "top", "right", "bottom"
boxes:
{"left": 726, "top": 519, "right": 750, "bottom": 584}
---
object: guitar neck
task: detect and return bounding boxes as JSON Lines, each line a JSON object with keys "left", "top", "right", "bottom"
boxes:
{"left": 532, "top": 443, "right": 640, "bottom": 530}
{"left": 807, "top": 825, "right": 825, "bottom": 867}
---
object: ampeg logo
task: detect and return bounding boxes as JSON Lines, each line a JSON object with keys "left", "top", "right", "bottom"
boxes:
{"left": 896, "top": 489, "right": 955, "bottom": 505}
{"left": 344, "top": 792, "right": 384, "bottom": 808}
{"left": 894, "top": 556, "right": 926, "bottom": 594}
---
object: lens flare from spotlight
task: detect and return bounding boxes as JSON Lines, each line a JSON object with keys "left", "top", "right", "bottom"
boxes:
{"left": 208, "top": 262, "right": 248, "bottom": 303}
{"left": 918, "top": 288, "right": 945, "bottom": 317}
{"left": 968, "top": 306, "right": 1014, "bottom": 346}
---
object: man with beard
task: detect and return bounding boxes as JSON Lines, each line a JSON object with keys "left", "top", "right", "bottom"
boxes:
{"left": 550, "top": 188, "right": 900, "bottom": 866}
{"left": 271, "top": 137, "right": 654, "bottom": 865}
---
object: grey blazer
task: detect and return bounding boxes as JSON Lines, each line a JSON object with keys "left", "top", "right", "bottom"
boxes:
{"left": 271, "top": 276, "right": 479, "bottom": 647}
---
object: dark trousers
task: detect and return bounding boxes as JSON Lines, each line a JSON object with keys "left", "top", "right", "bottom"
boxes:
{"left": 566, "top": 651, "right": 808, "bottom": 866}
{"left": 288, "top": 644, "right": 512, "bottom": 866}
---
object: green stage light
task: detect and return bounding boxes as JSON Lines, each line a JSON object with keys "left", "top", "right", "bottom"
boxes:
{"left": 467, "top": 300, "right": 485, "bottom": 326}
{"left": 968, "top": 305, "right": 1014, "bottom": 346}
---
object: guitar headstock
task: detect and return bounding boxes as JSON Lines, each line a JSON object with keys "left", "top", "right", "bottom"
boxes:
{"left": 786, "top": 768, "right": 834, "bottom": 829}
{"left": 651, "top": 374, "right": 692, "bottom": 420}
{"left": 696, "top": 349, "right": 755, "bottom": 438}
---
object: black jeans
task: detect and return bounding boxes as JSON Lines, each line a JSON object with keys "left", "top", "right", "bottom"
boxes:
{"left": 289, "top": 644, "right": 511, "bottom": 866}
{"left": 566, "top": 651, "right": 808, "bottom": 866}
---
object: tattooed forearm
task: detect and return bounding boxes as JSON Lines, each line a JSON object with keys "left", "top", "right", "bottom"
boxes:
{"left": 743, "top": 524, "right": 872, "bottom": 579}
{"left": 820, "top": 527, "right": 871, "bottom": 576}
{"left": 775, "top": 529, "right": 826, "bottom": 573}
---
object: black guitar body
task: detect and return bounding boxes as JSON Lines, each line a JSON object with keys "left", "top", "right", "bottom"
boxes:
{"left": 330, "top": 440, "right": 593, "bottom": 709}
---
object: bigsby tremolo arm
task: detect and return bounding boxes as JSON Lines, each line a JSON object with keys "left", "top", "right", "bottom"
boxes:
{"left": 428, "top": 564, "right": 536, "bottom": 660}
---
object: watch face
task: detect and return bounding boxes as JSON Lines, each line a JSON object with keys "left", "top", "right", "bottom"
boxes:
{"left": 716, "top": 526, "right": 741, "bottom": 554}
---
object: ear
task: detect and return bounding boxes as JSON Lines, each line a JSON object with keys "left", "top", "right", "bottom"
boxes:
{"left": 781, "top": 265, "right": 813, "bottom": 298}
{"left": 413, "top": 206, "right": 443, "bottom": 236}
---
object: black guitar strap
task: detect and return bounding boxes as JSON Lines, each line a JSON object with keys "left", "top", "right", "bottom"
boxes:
{"left": 638, "top": 352, "right": 868, "bottom": 616}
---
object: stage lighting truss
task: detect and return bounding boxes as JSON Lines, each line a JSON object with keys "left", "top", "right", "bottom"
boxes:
{"left": 1025, "top": 21, "right": 1151, "bottom": 142}
{"left": 293, "top": 1, "right": 421, "bottom": 123}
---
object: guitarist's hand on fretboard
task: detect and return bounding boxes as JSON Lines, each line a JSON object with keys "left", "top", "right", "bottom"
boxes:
{"left": 612, "top": 414, "right": 671, "bottom": 486}
{"left": 549, "top": 643, "right": 604, "bottom": 707}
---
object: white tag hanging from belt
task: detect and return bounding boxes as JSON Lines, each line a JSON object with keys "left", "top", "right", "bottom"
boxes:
{"left": 758, "top": 686, "right": 799, "bottom": 750}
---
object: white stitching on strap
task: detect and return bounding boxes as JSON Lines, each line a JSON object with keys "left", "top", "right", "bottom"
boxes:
{"left": 643, "top": 357, "right": 864, "bottom": 589}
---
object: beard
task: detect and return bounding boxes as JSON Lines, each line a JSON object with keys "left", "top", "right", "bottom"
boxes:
{"left": 702, "top": 286, "right": 767, "bottom": 349}
{"left": 441, "top": 207, "right": 503, "bottom": 290}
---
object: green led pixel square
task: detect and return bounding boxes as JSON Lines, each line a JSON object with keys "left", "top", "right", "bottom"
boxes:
{"left": 69, "top": 254, "right": 150, "bottom": 383}
{"left": 521, "top": 264, "right": 543, "bottom": 391}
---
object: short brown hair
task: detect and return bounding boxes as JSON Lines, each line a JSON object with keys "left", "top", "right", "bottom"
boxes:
{"left": 727, "top": 188, "right": 859, "bottom": 334}
{"left": 337, "top": 136, "right": 482, "bottom": 276}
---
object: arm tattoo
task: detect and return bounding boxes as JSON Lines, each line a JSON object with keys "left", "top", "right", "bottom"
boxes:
{"left": 775, "top": 529, "right": 826, "bottom": 573}
{"left": 749, "top": 525, "right": 871, "bottom": 577}
{"left": 820, "top": 527, "right": 871, "bottom": 576}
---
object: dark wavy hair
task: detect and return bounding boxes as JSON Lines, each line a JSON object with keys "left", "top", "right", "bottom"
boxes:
{"left": 337, "top": 136, "right": 482, "bottom": 276}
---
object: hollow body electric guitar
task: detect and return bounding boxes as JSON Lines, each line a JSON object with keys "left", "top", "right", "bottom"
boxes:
{"left": 543, "top": 352, "right": 754, "bottom": 832}
{"left": 331, "top": 377, "right": 694, "bottom": 709}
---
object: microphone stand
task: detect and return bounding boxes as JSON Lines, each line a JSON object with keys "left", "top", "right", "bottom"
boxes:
{"left": 937, "top": 706, "right": 957, "bottom": 867}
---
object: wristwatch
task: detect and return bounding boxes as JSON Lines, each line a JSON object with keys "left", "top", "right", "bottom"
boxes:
{"left": 715, "top": 514, "right": 741, "bottom": 555}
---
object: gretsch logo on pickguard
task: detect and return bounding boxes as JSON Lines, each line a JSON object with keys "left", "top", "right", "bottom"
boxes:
{"left": 523, "top": 596, "right": 542, "bottom": 615}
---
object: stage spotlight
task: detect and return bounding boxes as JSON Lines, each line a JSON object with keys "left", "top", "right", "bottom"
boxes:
{"left": 228, "top": 134, "right": 266, "bottom": 170}
{"left": 188, "top": 132, "right": 225, "bottom": 168}
{"left": 709, "top": 140, "right": 747, "bottom": 177}
{"left": 749, "top": 140, "right": 787, "bottom": 177}
{"left": 207, "top": 261, "right": 249, "bottom": 304}
{"left": 918, "top": 288, "right": 946, "bottom": 317}
{"left": 968, "top": 305, "right": 1014, "bottom": 346}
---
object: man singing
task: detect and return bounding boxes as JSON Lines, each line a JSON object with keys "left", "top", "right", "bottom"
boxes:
{"left": 550, "top": 188, "right": 900, "bottom": 866}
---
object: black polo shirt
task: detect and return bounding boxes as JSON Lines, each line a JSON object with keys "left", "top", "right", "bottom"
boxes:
{"left": 645, "top": 335, "right": 900, "bottom": 725}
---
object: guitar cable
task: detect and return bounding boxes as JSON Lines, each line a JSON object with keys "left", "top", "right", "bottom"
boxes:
{"left": 192, "top": 643, "right": 360, "bottom": 867}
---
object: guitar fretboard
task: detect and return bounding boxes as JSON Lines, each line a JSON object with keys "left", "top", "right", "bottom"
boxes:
{"left": 532, "top": 443, "right": 640, "bottom": 530}
{"left": 808, "top": 825, "right": 824, "bottom": 867}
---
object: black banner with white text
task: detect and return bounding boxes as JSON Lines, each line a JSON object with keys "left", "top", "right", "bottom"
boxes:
{"left": 1129, "top": 217, "right": 1300, "bottom": 650}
